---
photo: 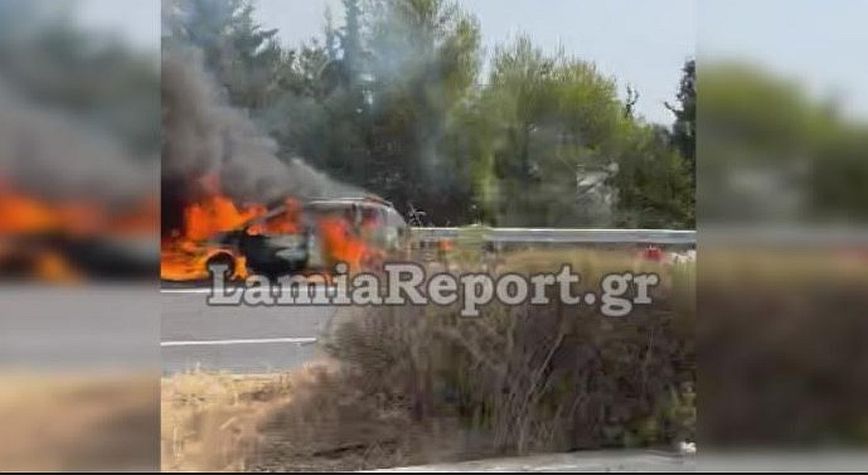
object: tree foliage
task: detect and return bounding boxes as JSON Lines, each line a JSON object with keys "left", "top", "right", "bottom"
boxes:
{"left": 699, "top": 61, "right": 868, "bottom": 223}
{"left": 163, "top": 0, "right": 696, "bottom": 228}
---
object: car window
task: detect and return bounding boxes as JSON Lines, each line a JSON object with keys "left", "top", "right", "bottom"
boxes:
{"left": 360, "top": 207, "right": 384, "bottom": 227}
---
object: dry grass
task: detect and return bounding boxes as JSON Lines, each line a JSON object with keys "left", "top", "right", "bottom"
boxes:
{"left": 0, "top": 371, "right": 158, "bottom": 471}
{"left": 162, "top": 363, "right": 466, "bottom": 471}
{"left": 161, "top": 369, "right": 298, "bottom": 471}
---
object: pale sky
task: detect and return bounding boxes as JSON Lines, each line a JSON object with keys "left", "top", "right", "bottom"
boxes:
{"left": 699, "top": 0, "right": 868, "bottom": 122}
{"left": 77, "top": 0, "right": 160, "bottom": 51}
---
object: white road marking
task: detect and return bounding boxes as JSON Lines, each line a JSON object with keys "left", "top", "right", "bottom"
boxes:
{"left": 160, "top": 285, "right": 338, "bottom": 294}
{"left": 161, "top": 337, "right": 317, "bottom": 347}
{"left": 160, "top": 288, "right": 214, "bottom": 294}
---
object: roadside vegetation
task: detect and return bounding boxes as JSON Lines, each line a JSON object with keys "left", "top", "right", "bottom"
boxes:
{"left": 162, "top": 244, "right": 868, "bottom": 470}
{"left": 162, "top": 246, "right": 696, "bottom": 470}
{"left": 0, "top": 373, "right": 157, "bottom": 471}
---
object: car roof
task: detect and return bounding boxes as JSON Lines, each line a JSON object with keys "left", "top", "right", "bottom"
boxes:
{"left": 242, "top": 197, "right": 406, "bottom": 228}
{"left": 305, "top": 196, "right": 394, "bottom": 208}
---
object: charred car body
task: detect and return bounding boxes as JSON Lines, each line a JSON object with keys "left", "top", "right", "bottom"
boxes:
{"left": 204, "top": 197, "right": 407, "bottom": 278}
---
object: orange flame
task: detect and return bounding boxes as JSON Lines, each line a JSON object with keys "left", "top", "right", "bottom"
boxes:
{"left": 0, "top": 181, "right": 157, "bottom": 281}
{"left": 160, "top": 174, "right": 387, "bottom": 281}
{"left": 318, "top": 216, "right": 365, "bottom": 272}
{"left": 159, "top": 174, "right": 310, "bottom": 281}
{"left": 317, "top": 215, "right": 384, "bottom": 272}
{"left": 247, "top": 198, "right": 301, "bottom": 236}
{"left": 161, "top": 175, "right": 253, "bottom": 281}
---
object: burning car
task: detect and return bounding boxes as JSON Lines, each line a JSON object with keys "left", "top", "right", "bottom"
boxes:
{"left": 303, "top": 197, "right": 408, "bottom": 269}
{"left": 0, "top": 185, "right": 158, "bottom": 282}
{"left": 161, "top": 195, "right": 407, "bottom": 282}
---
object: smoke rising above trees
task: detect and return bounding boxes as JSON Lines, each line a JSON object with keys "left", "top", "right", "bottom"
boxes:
{"left": 163, "top": 0, "right": 695, "bottom": 228}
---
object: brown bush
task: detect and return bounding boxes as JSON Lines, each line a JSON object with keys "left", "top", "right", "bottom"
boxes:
{"left": 699, "top": 249, "right": 868, "bottom": 447}
{"left": 323, "top": 249, "right": 696, "bottom": 457}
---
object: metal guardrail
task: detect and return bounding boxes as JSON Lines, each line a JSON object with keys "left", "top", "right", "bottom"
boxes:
{"left": 410, "top": 227, "right": 696, "bottom": 246}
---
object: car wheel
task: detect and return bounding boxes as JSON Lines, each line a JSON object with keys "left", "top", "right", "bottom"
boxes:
{"left": 206, "top": 252, "right": 236, "bottom": 279}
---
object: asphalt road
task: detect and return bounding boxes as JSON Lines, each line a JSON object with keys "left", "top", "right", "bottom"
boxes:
{"left": 1, "top": 285, "right": 159, "bottom": 371}
{"left": 161, "top": 286, "right": 337, "bottom": 374}
{"left": 0, "top": 284, "right": 326, "bottom": 374}
{"left": 381, "top": 449, "right": 696, "bottom": 472}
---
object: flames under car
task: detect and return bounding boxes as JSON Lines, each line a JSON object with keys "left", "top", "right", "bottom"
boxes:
{"left": 189, "top": 197, "right": 407, "bottom": 280}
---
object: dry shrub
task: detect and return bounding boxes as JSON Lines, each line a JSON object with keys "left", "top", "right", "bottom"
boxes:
{"left": 324, "top": 248, "right": 696, "bottom": 458}
{"left": 699, "top": 249, "right": 868, "bottom": 447}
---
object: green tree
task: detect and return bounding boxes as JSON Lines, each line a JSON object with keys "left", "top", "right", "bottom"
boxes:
{"left": 610, "top": 124, "right": 693, "bottom": 228}
{"left": 699, "top": 62, "right": 868, "bottom": 223}
{"left": 667, "top": 59, "right": 695, "bottom": 178}
{"left": 460, "top": 38, "right": 693, "bottom": 228}
{"left": 342, "top": 0, "right": 482, "bottom": 223}
{"left": 664, "top": 59, "right": 696, "bottom": 228}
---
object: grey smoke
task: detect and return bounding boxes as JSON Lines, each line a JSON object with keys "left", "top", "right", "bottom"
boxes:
{"left": 161, "top": 47, "right": 361, "bottom": 204}
{"left": 0, "top": 81, "right": 157, "bottom": 205}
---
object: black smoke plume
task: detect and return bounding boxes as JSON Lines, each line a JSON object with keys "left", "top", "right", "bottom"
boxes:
{"left": 161, "top": 48, "right": 361, "bottom": 234}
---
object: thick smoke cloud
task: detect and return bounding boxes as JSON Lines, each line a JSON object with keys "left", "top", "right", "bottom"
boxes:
{"left": 161, "top": 48, "right": 361, "bottom": 225}
{"left": 0, "top": 81, "right": 157, "bottom": 205}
